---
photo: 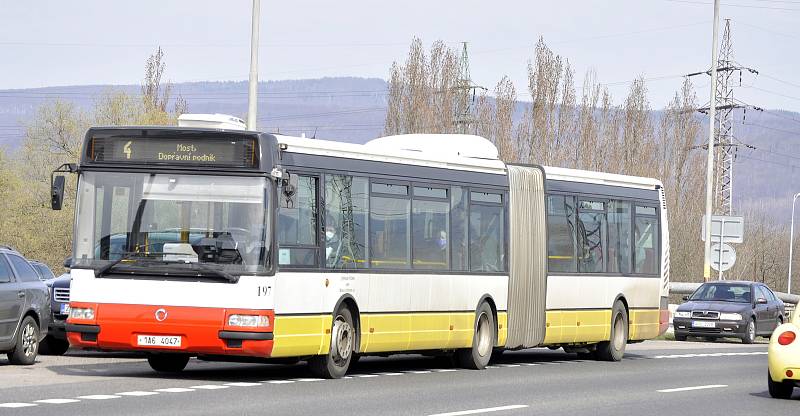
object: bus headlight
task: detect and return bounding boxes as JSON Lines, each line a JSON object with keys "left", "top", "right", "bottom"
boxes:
{"left": 227, "top": 314, "right": 270, "bottom": 328}
{"left": 674, "top": 311, "right": 690, "bottom": 318}
{"left": 69, "top": 307, "right": 95, "bottom": 320}
{"left": 719, "top": 313, "right": 742, "bottom": 321}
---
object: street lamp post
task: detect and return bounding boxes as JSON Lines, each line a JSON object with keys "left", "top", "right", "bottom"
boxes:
{"left": 788, "top": 193, "right": 800, "bottom": 295}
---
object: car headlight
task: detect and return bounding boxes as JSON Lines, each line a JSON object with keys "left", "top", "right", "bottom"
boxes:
{"left": 719, "top": 313, "right": 742, "bottom": 321}
{"left": 69, "top": 307, "right": 95, "bottom": 320}
{"left": 227, "top": 314, "right": 270, "bottom": 328}
{"left": 674, "top": 311, "right": 690, "bottom": 318}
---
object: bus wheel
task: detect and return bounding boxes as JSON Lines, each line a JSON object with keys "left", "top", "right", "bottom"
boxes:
{"left": 456, "top": 302, "right": 495, "bottom": 370}
{"left": 309, "top": 307, "right": 355, "bottom": 379}
{"left": 595, "top": 301, "right": 628, "bottom": 362}
{"left": 147, "top": 354, "right": 190, "bottom": 373}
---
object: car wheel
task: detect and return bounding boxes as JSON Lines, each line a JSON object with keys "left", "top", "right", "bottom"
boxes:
{"left": 456, "top": 302, "right": 495, "bottom": 370}
{"left": 147, "top": 354, "right": 190, "bottom": 373}
{"left": 742, "top": 320, "right": 756, "bottom": 344}
{"left": 39, "top": 336, "right": 70, "bottom": 356}
{"left": 596, "top": 301, "right": 629, "bottom": 361}
{"left": 308, "top": 307, "right": 355, "bottom": 379}
{"left": 768, "top": 371, "right": 795, "bottom": 399}
{"left": 8, "top": 316, "right": 39, "bottom": 365}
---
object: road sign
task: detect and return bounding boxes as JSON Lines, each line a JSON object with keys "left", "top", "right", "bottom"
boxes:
{"left": 702, "top": 215, "right": 744, "bottom": 244}
{"left": 710, "top": 243, "right": 736, "bottom": 272}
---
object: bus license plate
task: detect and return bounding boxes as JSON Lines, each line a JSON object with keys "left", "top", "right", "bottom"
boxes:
{"left": 137, "top": 335, "right": 182, "bottom": 347}
{"left": 692, "top": 321, "right": 715, "bottom": 328}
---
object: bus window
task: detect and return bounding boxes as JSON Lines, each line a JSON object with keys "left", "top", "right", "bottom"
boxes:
{"left": 450, "top": 187, "right": 469, "bottom": 271}
{"left": 577, "top": 200, "right": 606, "bottom": 273}
{"left": 607, "top": 200, "right": 631, "bottom": 274}
{"left": 277, "top": 175, "right": 318, "bottom": 267}
{"left": 469, "top": 201, "right": 505, "bottom": 273}
{"left": 325, "top": 175, "right": 369, "bottom": 269}
{"left": 412, "top": 198, "right": 449, "bottom": 270}
{"left": 370, "top": 190, "right": 410, "bottom": 269}
{"left": 634, "top": 214, "right": 658, "bottom": 274}
{"left": 547, "top": 195, "right": 577, "bottom": 273}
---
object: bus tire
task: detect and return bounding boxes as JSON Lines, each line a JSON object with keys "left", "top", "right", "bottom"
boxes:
{"left": 595, "top": 300, "right": 628, "bottom": 362}
{"left": 456, "top": 302, "right": 495, "bottom": 370}
{"left": 308, "top": 307, "right": 355, "bottom": 379}
{"left": 147, "top": 354, "right": 190, "bottom": 373}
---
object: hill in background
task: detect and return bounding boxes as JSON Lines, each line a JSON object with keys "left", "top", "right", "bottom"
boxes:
{"left": 1, "top": 76, "right": 798, "bottom": 221}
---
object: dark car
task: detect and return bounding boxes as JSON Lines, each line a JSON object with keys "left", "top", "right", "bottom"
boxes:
{"left": 41, "top": 271, "right": 72, "bottom": 355}
{"left": 674, "top": 281, "right": 785, "bottom": 344}
{"left": 0, "top": 246, "right": 50, "bottom": 364}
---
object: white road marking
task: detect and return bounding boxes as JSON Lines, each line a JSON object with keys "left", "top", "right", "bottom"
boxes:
{"left": 116, "top": 391, "right": 160, "bottom": 396}
{"left": 434, "top": 369, "right": 458, "bottom": 372}
{"left": 485, "top": 366, "right": 500, "bottom": 369}
{"left": 355, "top": 374, "right": 380, "bottom": 378}
{"left": 266, "top": 380, "right": 295, "bottom": 384}
{"left": 76, "top": 395, "right": 121, "bottom": 400}
{"left": 154, "top": 388, "right": 195, "bottom": 393}
{"left": 191, "top": 385, "right": 230, "bottom": 390}
{"left": 225, "top": 382, "right": 262, "bottom": 387}
{"left": 427, "top": 404, "right": 529, "bottom": 416}
{"left": 0, "top": 403, "right": 37, "bottom": 408}
{"left": 522, "top": 363, "right": 540, "bottom": 366}
{"left": 35, "top": 399, "right": 80, "bottom": 404}
{"left": 376, "top": 372, "right": 404, "bottom": 376}
{"left": 406, "top": 370, "right": 433, "bottom": 374}
{"left": 654, "top": 352, "right": 766, "bottom": 359}
{"left": 657, "top": 384, "right": 728, "bottom": 393}
{"left": 293, "top": 378, "right": 324, "bottom": 382}
{"left": 499, "top": 364, "right": 521, "bottom": 368}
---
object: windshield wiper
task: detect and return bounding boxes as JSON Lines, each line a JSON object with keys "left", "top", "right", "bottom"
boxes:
{"left": 94, "top": 251, "right": 171, "bottom": 277}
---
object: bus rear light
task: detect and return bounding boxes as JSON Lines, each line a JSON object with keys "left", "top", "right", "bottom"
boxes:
{"left": 778, "top": 331, "right": 796, "bottom": 346}
{"left": 227, "top": 314, "right": 270, "bottom": 328}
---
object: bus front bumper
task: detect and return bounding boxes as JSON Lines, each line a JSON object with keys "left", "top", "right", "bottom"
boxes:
{"left": 65, "top": 303, "right": 275, "bottom": 358}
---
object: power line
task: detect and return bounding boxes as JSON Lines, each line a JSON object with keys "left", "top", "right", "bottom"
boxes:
{"left": 736, "top": 21, "right": 800, "bottom": 40}
{"left": 663, "top": 0, "right": 800, "bottom": 11}
{"left": 741, "top": 85, "right": 800, "bottom": 102}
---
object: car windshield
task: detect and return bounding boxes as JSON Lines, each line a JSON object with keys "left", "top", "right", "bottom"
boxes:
{"left": 690, "top": 283, "right": 751, "bottom": 303}
{"left": 72, "top": 171, "right": 271, "bottom": 276}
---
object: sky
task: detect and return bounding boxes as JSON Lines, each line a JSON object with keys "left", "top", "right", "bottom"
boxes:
{"left": 2, "top": 0, "right": 800, "bottom": 111}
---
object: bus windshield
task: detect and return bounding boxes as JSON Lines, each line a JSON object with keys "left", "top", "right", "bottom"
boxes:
{"left": 72, "top": 171, "right": 271, "bottom": 276}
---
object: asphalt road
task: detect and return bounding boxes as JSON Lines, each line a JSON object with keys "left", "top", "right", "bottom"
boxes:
{"left": 0, "top": 339, "right": 795, "bottom": 416}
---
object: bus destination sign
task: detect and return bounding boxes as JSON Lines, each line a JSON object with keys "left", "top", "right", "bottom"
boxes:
{"left": 90, "top": 136, "right": 257, "bottom": 168}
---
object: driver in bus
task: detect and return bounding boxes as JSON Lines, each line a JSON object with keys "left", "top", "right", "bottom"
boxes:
{"left": 325, "top": 216, "right": 341, "bottom": 265}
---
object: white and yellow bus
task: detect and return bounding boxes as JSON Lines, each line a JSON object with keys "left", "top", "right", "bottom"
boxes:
{"left": 54, "top": 121, "right": 669, "bottom": 378}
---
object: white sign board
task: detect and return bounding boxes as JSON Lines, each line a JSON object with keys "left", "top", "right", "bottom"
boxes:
{"left": 702, "top": 215, "right": 744, "bottom": 244}
{"left": 710, "top": 243, "right": 736, "bottom": 272}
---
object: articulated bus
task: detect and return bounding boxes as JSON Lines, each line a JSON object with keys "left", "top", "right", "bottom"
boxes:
{"left": 53, "top": 120, "right": 669, "bottom": 378}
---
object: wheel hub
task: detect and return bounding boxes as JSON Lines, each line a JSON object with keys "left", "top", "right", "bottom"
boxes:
{"left": 22, "top": 324, "right": 36, "bottom": 357}
{"left": 332, "top": 316, "right": 353, "bottom": 364}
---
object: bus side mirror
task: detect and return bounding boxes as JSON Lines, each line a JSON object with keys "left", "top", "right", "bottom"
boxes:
{"left": 682, "top": 295, "right": 689, "bottom": 301}
{"left": 63, "top": 257, "right": 72, "bottom": 269}
{"left": 51, "top": 175, "right": 66, "bottom": 210}
{"left": 50, "top": 163, "right": 77, "bottom": 210}
{"left": 280, "top": 173, "right": 298, "bottom": 209}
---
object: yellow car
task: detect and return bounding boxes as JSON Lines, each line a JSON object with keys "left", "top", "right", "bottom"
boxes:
{"left": 768, "top": 306, "right": 800, "bottom": 399}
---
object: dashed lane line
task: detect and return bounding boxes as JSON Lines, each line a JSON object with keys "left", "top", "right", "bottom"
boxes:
{"left": 34, "top": 399, "right": 80, "bottom": 404}
{"left": 224, "top": 382, "right": 262, "bottom": 387}
{"left": 427, "top": 404, "right": 529, "bottom": 416}
{"left": 657, "top": 384, "right": 728, "bottom": 393}
{"left": 116, "top": 391, "right": 160, "bottom": 396}
{"left": 190, "top": 385, "right": 230, "bottom": 390}
{"left": 154, "top": 388, "right": 195, "bottom": 393}
{"left": 75, "top": 395, "right": 121, "bottom": 400}
{"left": 654, "top": 352, "right": 767, "bottom": 359}
{"left": 0, "top": 403, "right": 38, "bottom": 408}
{"left": 266, "top": 380, "right": 295, "bottom": 384}
{"left": 293, "top": 378, "right": 324, "bottom": 382}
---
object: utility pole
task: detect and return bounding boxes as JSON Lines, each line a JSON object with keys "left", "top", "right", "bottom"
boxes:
{"left": 701, "top": 0, "right": 721, "bottom": 283}
{"left": 689, "top": 19, "right": 759, "bottom": 216}
{"left": 453, "top": 42, "right": 486, "bottom": 134}
{"left": 246, "top": 0, "right": 261, "bottom": 131}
